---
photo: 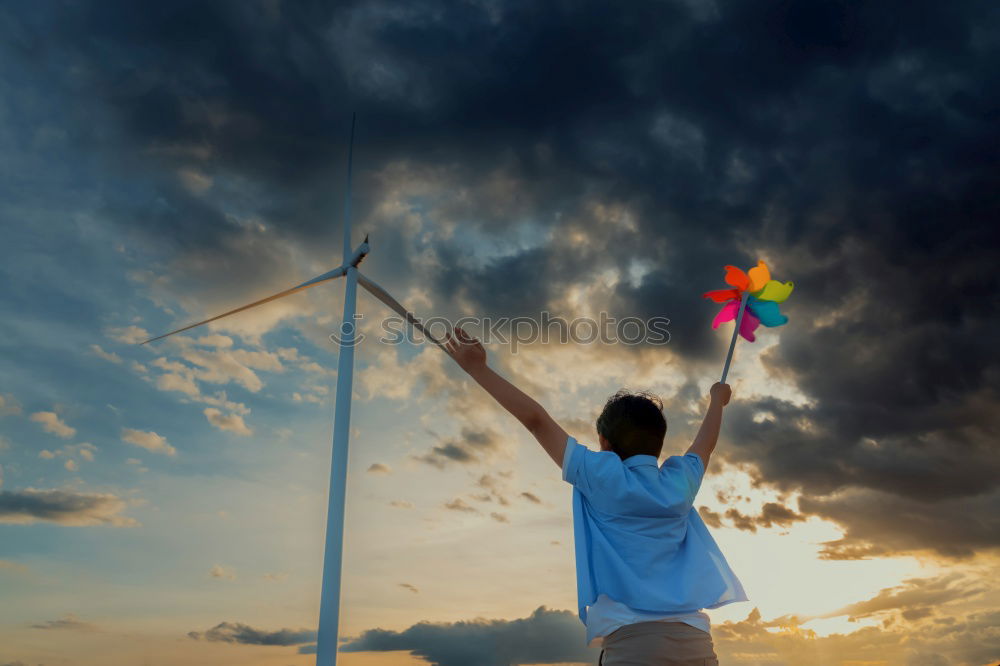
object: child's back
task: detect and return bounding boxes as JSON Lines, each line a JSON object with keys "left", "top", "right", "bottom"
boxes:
{"left": 444, "top": 328, "right": 747, "bottom": 665}
{"left": 563, "top": 433, "right": 747, "bottom": 661}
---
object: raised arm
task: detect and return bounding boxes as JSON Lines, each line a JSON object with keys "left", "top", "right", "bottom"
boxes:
{"left": 444, "top": 327, "right": 568, "bottom": 467}
{"left": 685, "top": 382, "right": 732, "bottom": 471}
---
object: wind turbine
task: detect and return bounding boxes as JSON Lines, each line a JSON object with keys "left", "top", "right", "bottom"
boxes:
{"left": 141, "top": 113, "right": 444, "bottom": 665}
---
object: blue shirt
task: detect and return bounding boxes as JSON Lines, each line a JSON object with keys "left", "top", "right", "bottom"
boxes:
{"left": 561, "top": 436, "right": 748, "bottom": 636}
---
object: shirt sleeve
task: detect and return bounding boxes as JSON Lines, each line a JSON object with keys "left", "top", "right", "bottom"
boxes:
{"left": 562, "top": 436, "right": 622, "bottom": 499}
{"left": 662, "top": 452, "right": 705, "bottom": 508}
{"left": 561, "top": 436, "right": 578, "bottom": 483}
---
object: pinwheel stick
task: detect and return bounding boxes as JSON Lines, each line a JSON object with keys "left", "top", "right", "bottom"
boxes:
{"left": 720, "top": 291, "right": 750, "bottom": 384}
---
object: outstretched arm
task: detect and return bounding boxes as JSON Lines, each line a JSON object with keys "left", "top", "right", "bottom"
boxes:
{"left": 444, "top": 327, "right": 568, "bottom": 467}
{"left": 685, "top": 382, "right": 732, "bottom": 471}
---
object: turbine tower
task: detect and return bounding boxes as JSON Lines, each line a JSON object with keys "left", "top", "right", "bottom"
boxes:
{"left": 141, "top": 113, "right": 444, "bottom": 664}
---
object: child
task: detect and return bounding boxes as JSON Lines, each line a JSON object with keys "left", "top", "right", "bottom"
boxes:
{"left": 444, "top": 326, "right": 748, "bottom": 665}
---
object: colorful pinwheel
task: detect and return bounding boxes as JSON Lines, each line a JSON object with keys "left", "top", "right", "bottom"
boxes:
{"left": 704, "top": 260, "right": 793, "bottom": 381}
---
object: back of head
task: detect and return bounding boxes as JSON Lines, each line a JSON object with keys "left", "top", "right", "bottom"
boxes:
{"left": 596, "top": 390, "right": 667, "bottom": 461}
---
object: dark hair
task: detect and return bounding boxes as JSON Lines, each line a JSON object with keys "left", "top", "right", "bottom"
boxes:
{"left": 596, "top": 390, "right": 667, "bottom": 461}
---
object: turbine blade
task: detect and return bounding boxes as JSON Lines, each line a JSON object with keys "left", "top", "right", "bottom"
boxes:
{"left": 140, "top": 265, "right": 348, "bottom": 345}
{"left": 356, "top": 272, "right": 447, "bottom": 350}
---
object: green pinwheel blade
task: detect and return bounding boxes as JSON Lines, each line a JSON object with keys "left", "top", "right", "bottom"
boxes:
{"left": 753, "top": 279, "right": 794, "bottom": 303}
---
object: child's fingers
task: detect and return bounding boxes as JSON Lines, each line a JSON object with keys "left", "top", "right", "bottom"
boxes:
{"left": 455, "top": 326, "right": 479, "bottom": 345}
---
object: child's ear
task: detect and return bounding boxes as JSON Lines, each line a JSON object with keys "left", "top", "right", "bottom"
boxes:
{"left": 598, "top": 434, "right": 611, "bottom": 451}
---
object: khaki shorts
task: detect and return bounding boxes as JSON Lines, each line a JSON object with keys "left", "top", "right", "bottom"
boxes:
{"left": 598, "top": 620, "right": 720, "bottom": 666}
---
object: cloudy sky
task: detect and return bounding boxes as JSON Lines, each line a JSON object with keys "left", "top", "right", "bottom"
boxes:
{"left": 1, "top": 1, "right": 998, "bottom": 665}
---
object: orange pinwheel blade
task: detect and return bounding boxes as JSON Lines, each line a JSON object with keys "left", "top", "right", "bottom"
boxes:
{"left": 724, "top": 265, "right": 750, "bottom": 291}
{"left": 747, "top": 260, "right": 770, "bottom": 292}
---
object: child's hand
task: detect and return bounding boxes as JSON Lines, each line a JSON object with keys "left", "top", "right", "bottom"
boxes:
{"left": 710, "top": 382, "right": 732, "bottom": 406}
{"left": 445, "top": 326, "right": 487, "bottom": 374}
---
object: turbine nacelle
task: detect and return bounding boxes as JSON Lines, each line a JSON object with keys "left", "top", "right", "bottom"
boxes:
{"left": 347, "top": 235, "right": 370, "bottom": 268}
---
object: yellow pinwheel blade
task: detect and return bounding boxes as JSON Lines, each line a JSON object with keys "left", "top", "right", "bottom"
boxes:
{"left": 753, "top": 279, "right": 794, "bottom": 303}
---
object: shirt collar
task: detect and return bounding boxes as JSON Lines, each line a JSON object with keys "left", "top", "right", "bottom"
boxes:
{"left": 623, "top": 454, "right": 659, "bottom": 468}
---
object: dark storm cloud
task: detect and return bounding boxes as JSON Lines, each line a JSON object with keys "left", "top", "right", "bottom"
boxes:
{"left": 703, "top": 501, "right": 808, "bottom": 533}
{"left": 338, "top": 586, "right": 1000, "bottom": 666}
{"left": 698, "top": 505, "right": 723, "bottom": 528}
{"left": 187, "top": 621, "right": 315, "bottom": 646}
{"left": 29, "top": 614, "right": 98, "bottom": 631}
{"left": 712, "top": 604, "right": 1000, "bottom": 666}
{"left": 412, "top": 427, "right": 501, "bottom": 468}
{"left": 338, "top": 605, "right": 594, "bottom": 666}
{"left": 819, "top": 572, "right": 985, "bottom": 622}
{"left": 0, "top": 489, "right": 138, "bottom": 527}
{"left": 2, "top": 0, "right": 998, "bottom": 562}
{"left": 798, "top": 487, "right": 1000, "bottom": 560}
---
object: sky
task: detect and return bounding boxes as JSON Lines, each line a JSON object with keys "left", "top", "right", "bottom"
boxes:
{"left": 0, "top": 1, "right": 998, "bottom": 665}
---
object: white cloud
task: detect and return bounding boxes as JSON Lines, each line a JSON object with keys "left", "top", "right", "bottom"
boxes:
{"left": 30, "top": 411, "right": 76, "bottom": 439}
{"left": 39, "top": 443, "right": 98, "bottom": 468}
{"left": 203, "top": 408, "right": 252, "bottom": 436}
{"left": 262, "top": 571, "right": 289, "bottom": 582}
{"left": 140, "top": 351, "right": 258, "bottom": 435}
{"left": 357, "top": 346, "right": 450, "bottom": 401}
{"left": 178, "top": 348, "right": 283, "bottom": 393}
{"left": 195, "top": 334, "right": 233, "bottom": 348}
{"left": 178, "top": 167, "right": 213, "bottom": 194}
{"left": 121, "top": 428, "right": 177, "bottom": 456}
{"left": 106, "top": 325, "right": 151, "bottom": 344}
{"left": 209, "top": 564, "right": 237, "bottom": 580}
{"left": 200, "top": 391, "right": 249, "bottom": 415}
{"left": 155, "top": 371, "right": 201, "bottom": 397}
{"left": 277, "top": 347, "right": 300, "bottom": 361}
{"left": 0, "top": 394, "right": 23, "bottom": 416}
{"left": 89, "top": 344, "right": 123, "bottom": 364}
{"left": 124, "top": 457, "right": 149, "bottom": 473}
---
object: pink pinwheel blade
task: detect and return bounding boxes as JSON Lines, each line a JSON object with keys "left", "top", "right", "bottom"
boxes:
{"left": 739, "top": 309, "right": 761, "bottom": 342}
{"left": 711, "top": 300, "right": 740, "bottom": 329}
